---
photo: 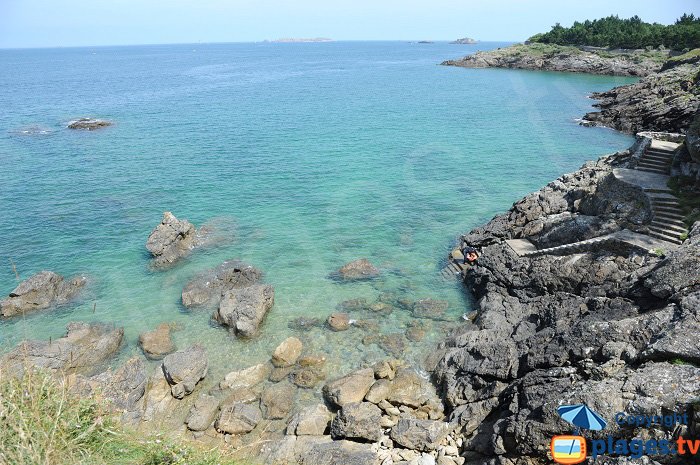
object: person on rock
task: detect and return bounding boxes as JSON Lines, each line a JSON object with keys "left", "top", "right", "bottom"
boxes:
{"left": 461, "top": 245, "right": 479, "bottom": 266}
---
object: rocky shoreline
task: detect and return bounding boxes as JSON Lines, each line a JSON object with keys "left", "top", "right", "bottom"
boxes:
{"left": 435, "top": 131, "right": 700, "bottom": 463}
{"left": 441, "top": 43, "right": 668, "bottom": 77}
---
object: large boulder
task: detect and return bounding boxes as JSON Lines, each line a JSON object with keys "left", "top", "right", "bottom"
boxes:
{"left": 181, "top": 260, "right": 262, "bottom": 308}
{"left": 213, "top": 284, "right": 274, "bottom": 337}
{"left": 298, "top": 439, "right": 378, "bottom": 465}
{"left": 161, "top": 345, "right": 208, "bottom": 399}
{"left": 216, "top": 402, "right": 262, "bottom": 435}
{"left": 286, "top": 403, "right": 331, "bottom": 436}
{"left": 272, "top": 337, "right": 303, "bottom": 367}
{"left": 336, "top": 259, "right": 380, "bottom": 280}
{"left": 330, "top": 401, "right": 383, "bottom": 442}
{"left": 1, "top": 322, "right": 123, "bottom": 377}
{"left": 185, "top": 394, "right": 220, "bottom": 432}
{"left": 1, "top": 271, "right": 86, "bottom": 318}
{"left": 88, "top": 356, "right": 148, "bottom": 424}
{"left": 221, "top": 363, "right": 271, "bottom": 389}
{"left": 322, "top": 367, "right": 375, "bottom": 408}
{"left": 146, "top": 212, "right": 196, "bottom": 267}
{"left": 260, "top": 381, "right": 297, "bottom": 420}
{"left": 138, "top": 323, "right": 175, "bottom": 360}
{"left": 390, "top": 418, "right": 453, "bottom": 451}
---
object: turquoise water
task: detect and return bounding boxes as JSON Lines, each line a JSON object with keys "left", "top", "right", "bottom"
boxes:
{"left": 0, "top": 42, "right": 635, "bottom": 379}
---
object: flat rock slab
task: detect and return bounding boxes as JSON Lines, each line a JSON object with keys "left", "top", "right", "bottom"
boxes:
{"left": 1, "top": 271, "right": 86, "bottom": 318}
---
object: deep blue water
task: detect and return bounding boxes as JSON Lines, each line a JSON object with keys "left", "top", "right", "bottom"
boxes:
{"left": 0, "top": 41, "right": 635, "bottom": 376}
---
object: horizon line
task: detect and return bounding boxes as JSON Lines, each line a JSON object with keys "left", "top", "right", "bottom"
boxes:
{"left": 0, "top": 38, "right": 517, "bottom": 51}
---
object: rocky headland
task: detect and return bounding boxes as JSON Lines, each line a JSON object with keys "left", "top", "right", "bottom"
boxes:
{"left": 582, "top": 53, "right": 700, "bottom": 134}
{"left": 434, "top": 131, "right": 700, "bottom": 463}
{"left": 442, "top": 43, "right": 668, "bottom": 77}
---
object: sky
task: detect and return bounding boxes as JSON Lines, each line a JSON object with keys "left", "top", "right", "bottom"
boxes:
{"left": 0, "top": 0, "right": 698, "bottom": 49}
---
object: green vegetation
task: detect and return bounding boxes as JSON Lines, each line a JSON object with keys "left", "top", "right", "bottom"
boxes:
{"left": 0, "top": 370, "right": 241, "bottom": 465}
{"left": 528, "top": 14, "right": 700, "bottom": 51}
{"left": 668, "top": 175, "right": 700, "bottom": 228}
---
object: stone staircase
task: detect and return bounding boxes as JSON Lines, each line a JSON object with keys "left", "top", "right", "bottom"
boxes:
{"left": 646, "top": 191, "right": 687, "bottom": 245}
{"left": 439, "top": 260, "right": 467, "bottom": 280}
{"left": 636, "top": 141, "right": 675, "bottom": 174}
{"left": 630, "top": 140, "right": 688, "bottom": 245}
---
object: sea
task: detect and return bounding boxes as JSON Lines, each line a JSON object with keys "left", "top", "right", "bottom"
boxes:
{"left": 0, "top": 41, "right": 635, "bottom": 380}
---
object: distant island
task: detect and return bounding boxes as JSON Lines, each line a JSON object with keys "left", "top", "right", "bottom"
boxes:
{"left": 267, "top": 38, "right": 333, "bottom": 43}
{"left": 417, "top": 40, "right": 434, "bottom": 44}
{"left": 450, "top": 37, "right": 477, "bottom": 44}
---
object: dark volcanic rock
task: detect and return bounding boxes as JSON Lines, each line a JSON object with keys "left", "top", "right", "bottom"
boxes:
{"left": 583, "top": 63, "right": 700, "bottom": 134}
{"left": 1, "top": 271, "right": 86, "bottom": 318}
{"left": 146, "top": 212, "right": 196, "bottom": 267}
{"left": 181, "top": 260, "right": 262, "bottom": 308}
{"left": 1, "top": 322, "right": 123, "bottom": 377}
{"left": 434, "top": 141, "right": 700, "bottom": 464}
{"left": 442, "top": 44, "right": 663, "bottom": 77}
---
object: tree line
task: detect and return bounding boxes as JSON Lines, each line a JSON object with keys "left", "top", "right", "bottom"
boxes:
{"left": 527, "top": 14, "right": 700, "bottom": 51}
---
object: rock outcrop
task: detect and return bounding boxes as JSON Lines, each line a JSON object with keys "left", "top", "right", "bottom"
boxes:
{"left": 213, "top": 283, "right": 274, "bottom": 337}
{"left": 442, "top": 43, "right": 664, "bottom": 77}
{"left": 181, "top": 260, "right": 262, "bottom": 308}
{"left": 146, "top": 212, "right": 196, "bottom": 267}
{"left": 1, "top": 271, "right": 86, "bottom": 317}
{"left": 138, "top": 323, "right": 175, "bottom": 359}
{"left": 1, "top": 322, "right": 123, "bottom": 377}
{"left": 336, "top": 259, "right": 380, "bottom": 280}
{"left": 434, "top": 142, "right": 700, "bottom": 464}
{"left": 67, "top": 118, "right": 112, "bottom": 130}
{"left": 583, "top": 62, "right": 700, "bottom": 134}
{"left": 162, "top": 345, "right": 208, "bottom": 399}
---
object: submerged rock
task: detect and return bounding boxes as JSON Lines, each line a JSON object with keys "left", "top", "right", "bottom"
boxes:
{"left": 1, "top": 322, "right": 123, "bottom": 377}
{"left": 67, "top": 117, "right": 112, "bottom": 130}
{"left": 181, "top": 260, "right": 262, "bottom": 308}
{"left": 272, "top": 337, "right": 303, "bottom": 367}
{"left": 146, "top": 212, "right": 196, "bottom": 267}
{"left": 1, "top": 271, "right": 86, "bottom": 318}
{"left": 411, "top": 299, "right": 449, "bottom": 320}
{"left": 213, "top": 284, "right": 274, "bottom": 337}
{"left": 327, "top": 312, "right": 351, "bottom": 331}
{"left": 336, "top": 259, "right": 380, "bottom": 280}
{"left": 138, "top": 323, "right": 175, "bottom": 359}
{"left": 162, "top": 345, "right": 208, "bottom": 399}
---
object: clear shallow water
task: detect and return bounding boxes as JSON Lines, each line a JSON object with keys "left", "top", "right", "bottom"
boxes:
{"left": 0, "top": 41, "right": 635, "bottom": 380}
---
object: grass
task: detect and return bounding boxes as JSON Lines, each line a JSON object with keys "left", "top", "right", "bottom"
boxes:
{"left": 666, "top": 48, "right": 700, "bottom": 64}
{"left": 0, "top": 369, "right": 242, "bottom": 465}
{"left": 667, "top": 175, "right": 700, "bottom": 228}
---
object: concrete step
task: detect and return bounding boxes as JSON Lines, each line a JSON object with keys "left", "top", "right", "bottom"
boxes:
{"left": 646, "top": 148, "right": 676, "bottom": 156}
{"left": 651, "top": 198, "right": 681, "bottom": 206}
{"left": 648, "top": 192, "right": 679, "bottom": 201}
{"left": 654, "top": 213, "right": 686, "bottom": 224}
{"left": 648, "top": 229, "right": 683, "bottom": 245}
{"left": 650, "top": 221, "right": 688, "bottom": 234}
{"left": 637, "top": 166, "right": 670, "bottom": 174}
{"left": 651, "top": 217, "right": 687, "bottom": 229}
{"left": 654, "top": 205, "right": 684, "bottom": 215}
{"left": 639, "top": 158, "right": 672, "bottom": 167}
{"left": 644, "top": 188, "right": 674, "bottom": 194}
{"left": 642, "top": 153, "right": 673, "bottom": 161}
